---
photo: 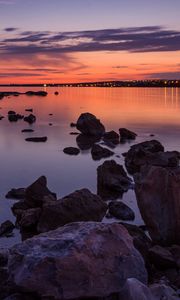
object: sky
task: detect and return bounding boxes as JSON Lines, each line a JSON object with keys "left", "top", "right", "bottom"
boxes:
{"left": 0, "top": 0, "right": 180, "bottom": 83}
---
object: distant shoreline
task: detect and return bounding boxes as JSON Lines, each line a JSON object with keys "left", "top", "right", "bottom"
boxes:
{"left": 0, "top": 80, "right": 179, "bottom": 88}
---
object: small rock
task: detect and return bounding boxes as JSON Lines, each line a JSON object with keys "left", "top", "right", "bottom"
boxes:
{"left": 103, "top": 130, "right": 119, "bottom": 146}
{"left": 69, "top": 132, "right": 79, "bottom": 135}
{"left": 25, "top": 137, "right": 47, "bottom": 142}
{"left": 25, "top": 91, "right": 47, "bottom": 96}
{"left": 21, "top": 129, "right": 34, "bottom": 133}
{"left": 91, "top": 144, "right": 114, "bottom": 160}
{"left": 70, "top": 122, "right": 76, "bottom": 127}
{"left": 63, "top": 147, "right": 80, "bottom": 155}
{"left": 54, "top": 91, "right": 59, "bottom": 95}
{"left": 109, "top": 201, "right": 135, "bottom": 221}
{"left": 76, "top": 133, "right": 100, "bottom": 150}
{"left": 24, "top": 114, "right": 36, "bottom": 124}
{"left": 0, "top": 221, "right": 15, "bottom": 237}
{"left": 25, "top": 109, "right": 33, "bottom": 112}
{"left": 119, "top": 128, "right": 137, "bottom": 140}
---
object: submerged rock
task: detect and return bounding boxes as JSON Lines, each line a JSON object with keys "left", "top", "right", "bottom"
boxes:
{"left": 119, "top": 128, "right": 137, "bottom": 141}
{"left": 37, "top": 189, "right": 107, "bottom": 233}
{"left": 103, "top": 130, "right": 120, "bottom": 146}
{"left": 8, "top": 222, "right": 147, "bottom": 299}
{"left": 25, "top": 91, "right": 47, "bottom": 96}
{"left": 63, "top": 147, "right": 80, "bottom": 155}
{"left": 97, "top": 160, "right": 132, "bottom": 200}
{"left": 25, "top": 137, "right": 47, "bottom": 142}
{"left": 76, "top": 133, "right": 100, "bottom": 150}
{"left": 135, "top": 165, "right": 180, "bottom": 245}
{"left": 21, "top": 129, "right": 34, "bottom": 133}
{"left": 24, "top": 114, "right": 36, "bottom": 124}
{"left": 76, "top": 112, "right": 105, "bottom": 136}
{"left": 91, "top": 144, "right": 114, "bottom": 160}
{"left": 109, "top": 201, "right": 135, "bottom": 221}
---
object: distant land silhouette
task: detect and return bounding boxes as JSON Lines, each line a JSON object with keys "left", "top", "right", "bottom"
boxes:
{"left": 0, "top": 80, "right": 179, "bottom": 88}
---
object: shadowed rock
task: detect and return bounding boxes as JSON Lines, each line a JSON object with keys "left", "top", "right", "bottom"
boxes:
{"left": 109, "top": 201, "right": 135, "bottom": 221}
{"left": 119, "top": 128, "right": 137, "bottom": 141}
{"left": 148, "top": 245, "right": 176, "bottom": 269}
{"left": 25, "top": 91, "right": 47, "bottom": 96}
{"left": 6, "top": 188, "right": 26, "bottom": 200}
{"left": 91, "top": 144, "right": 114, "bottom": 160}
{"left": 21, "top": 129, "right": 34, "bottom": 133}
{"left": 76, "top": 133, "right": 100, "bottom": 150}
{"left": 24, "top": 114, "right": 36, "bottom": 124}
{"left": 37, "top": 189, "right": 107, "bottom": 233}
{"left": 135, "top": 165, "right": 180, "bottom": 245}
{"left": 76, "top": 113, "right": 105, "bottom": 136}
{"left": 97, "top": 160, "right": 132, "bottom": 200}
{"left": 25, "top": 137, "right": 47, "bottom": 142}
{"left": 8, "top": 222, "right": 147, "bottom": 299}
{"left": 0, "top": 221, "right": 15, "bottom": 237}
{"left": 63, "top": 147, "right": 80, "bottom": 155}
{"left": 103, "top": 130, "right": 119, "bottom": 146}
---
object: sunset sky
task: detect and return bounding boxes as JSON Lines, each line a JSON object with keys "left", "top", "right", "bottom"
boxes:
{"left": 0, "top": 0, "right": 180, "bottom": 83}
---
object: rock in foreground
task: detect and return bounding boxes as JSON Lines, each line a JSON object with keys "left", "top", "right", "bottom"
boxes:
{"left": 135, "top": 165, "right": 180, "bottom": 245}
{"left": 63, "top": 147, "right": 80, "bottom": 155}
{"left": 37, "top": 189, "right": 107, "bottom": 233}
{"left": 109, "top": 201, "right": 135, "bottom": 221}
{"left": 8, "top": 222, "right": 147, "bottom": 300}
{"left": 76, "top": 113, "right": 105, "bottom": 136}
{"left": 91, "top": 144, "right": 114, "bottom": 160}
{"left": 25, "top": 137, "right": 47, "bottom": 142}
{"left": 97, "top": 160, "right": 132, "bottom": 199}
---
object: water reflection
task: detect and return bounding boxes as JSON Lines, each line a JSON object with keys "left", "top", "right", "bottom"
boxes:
{"left": 0, "top": 87, "right": 180, "bottom": 247}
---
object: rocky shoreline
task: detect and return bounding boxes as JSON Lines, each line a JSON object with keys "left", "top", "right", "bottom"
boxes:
{"left": 0, "top": 112, "right": 180, "bottom": 299}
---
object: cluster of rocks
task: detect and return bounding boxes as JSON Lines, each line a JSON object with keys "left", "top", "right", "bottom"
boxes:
{"left": 1, "top": 112, "right": 180, "bottom": 299}
{"left": 0, "top": 91, "right": 47, "bottom": 100}
{"left": 63, "top": 112, "right": 137, "bottom": 158}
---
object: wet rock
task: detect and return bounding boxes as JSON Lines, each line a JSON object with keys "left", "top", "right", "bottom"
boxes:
{"left": 24, "top": 114, "right": 36, "bottom": 124}
{"left": 8, "top": 114, "right": 24, "bottom": 122}
{"left": 37, "top": 189, "right": 107, "bottom": 233}
{"left": 124, "top": 140, "right": 175, "bottom": 174}
{"left": 149, "top": 245, "right": 176, "bottom": 269}
{"left": 0, "top": 115, "right": 4, "bottom": 120}
{"left": 6, "top": 188, "right": 26, "bottom": 200}
{"left": 70, "top": 122, "right": 77, "bottom": 127}
{"left": 54, "top": 91, "right": 59, "bottom": 95}
{"left": 69, "top": 132, "right": 79, "bottom": 135}
{"left": 118, "top": 278, "right": 179, "bottom": 300}
{"left": 49, "top": 123, "right": 52, "bottom": 126}
{"left": 119, "top": 128, "right": 137, "bottom": 141}
{"left": 120, "top": 223, "right": 152, "bottom": 266}
{"left": 135, "top": 165, "right": 180, "bottom": 245}
{"left": 19, "top": 208, "right": 41, "bottom": 230}
{"left": 25, "top": 91, "right": 47, "bottom": 96}
{"left": 25, "top": 137, "right": 47, "bottom": 142}
{"left": 21, "top": 129, "right": 34, "bottom": 133}
{"left": 97, "top": 160, "right": 132, "bottom": 200}
{"left": 0, "top": 221, "right": 15, "bottom": 237}
{"left": 0, "top": 249, "right": 9, "bottom": 267}
{"left": 76, "top": 112, "right": 105, "bottom": 136}
{"left": 76, "top": 133, "right": 100, "bottom": 150}
{"left": 91, "top": 144, "right": 114, "bottom": 160}
{"left": 63, "top": 147, "right": 80, "bottom": 155}
{"left": 25, "top": 109, "right": 33, "bottom": 112}
{"left": 168, "top": 245, "right": 180, "bottom": 268}
{"left": 8, "top": 222, "right": 147, "bottom": 299}
{"left": 11, "top": 201, "right": 29, "bottom": 217}
{"left": 103, "top": 130, "right": 119, "bottom": 146}
{"left": 25, "top": 176, "right": 56, "bottom": 209}
{"left": 109, "top": 201, "right": 135, "bottom": 221}
{"left": 8, "top": 111, "right": 16, "bottom": 115}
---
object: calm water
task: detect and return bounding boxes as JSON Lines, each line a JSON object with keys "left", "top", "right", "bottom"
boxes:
{"left": 0, "top": 87, "right": 180, "bottom": 247}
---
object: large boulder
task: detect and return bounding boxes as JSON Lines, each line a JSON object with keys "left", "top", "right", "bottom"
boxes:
{"left": 76, "top": 113, "right": 105, "bottom": 136}
{"left": 124, "top": 140, "right": 166, "bottom": 174}
{"left": 135, "top": 165, "right": 180, "bottom": 245}
{"left": 97, "top": 160, "right": 132, "bottom": 200}
{"left": 37, "top": 189, "right": 107, "bottom": 233}
{"left": 8, "top": 222, "right": 147, "bottom": 299}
